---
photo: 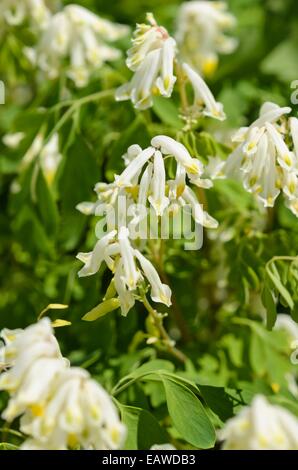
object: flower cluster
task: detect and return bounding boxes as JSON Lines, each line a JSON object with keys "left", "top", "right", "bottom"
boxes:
{"left": 176, "top": 1, "right": 237, "bottom": 76}
{"left": 77, "top": 135, "right": 218, "bottom": 316}
{"left": 30, "top": 4, "right": 129, "bottom": 87}
{"left": 0, "top": 318, "right": 126, "bottom": 450}
{"left": 219, "top": 395, "right": 298, "bottom": 450}
{"left": 225, "top": 102, "right": 298, "bottom": 216}
{"left": 116, "top": 12, "right": 226, "bottom": 118}
{"left": 116, "top": 13, "right": 177, "bottom": 109}
{"left": 2, "top": 0, "right": 50, "bottom": 28}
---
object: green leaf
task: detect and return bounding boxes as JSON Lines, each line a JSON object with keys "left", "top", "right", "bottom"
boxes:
{"left": 261, "top": 285, "right": 277, "bottom": 330}
{"left": 82, "top": 298, "right": 120, "bottom": 321}
{"left": 0, "top": 442, "right": 18, "bottom": 450}
{"left": 35, "top": 170, "right": 59, "bottom": 237}
{"left": 266, "top": 263, "right": 294, "bottom": 309}
{"left": 119, "top": 405, "right": 168, "bottom": 450}
{"left": 249, "top": 331, "right": 266, "bottom": 376}
{"left": 162, "top": 378, "right": 216, "bottom": 449}
{"left": 261, "top": 39, "right": 298, "bottom": 83}
{"left": 153, "top": 97, "right": 183, "bottom": 129}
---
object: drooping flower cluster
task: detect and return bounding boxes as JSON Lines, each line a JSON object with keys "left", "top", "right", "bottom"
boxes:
{"left": 176, "top": 1, "right": 238, "bottom": 76}
{"left": 2, "top": 0, "right": 50, "bottom": 28}
{"left": 77, "top": 136, "right": 218, "bottom": 316}
{"left": 219, "top": 395, "right": 298, "bottom": 450}
{"left": 0, "top": 318, "right": 126, "bottom": 450}
{"left": 116, "top": 13, "right": 177, "bottom": 109}
{"left": 30, "top": 4, "right": 129, "bottom": 87}
{"left": 225, "top": 102, "right": 298, "bottom": 216}
{"left": 116, "top": 12, "right": 226, "bottom": 118}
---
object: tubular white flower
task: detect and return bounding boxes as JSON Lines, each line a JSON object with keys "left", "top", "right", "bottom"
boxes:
{"left": 114, "top": 262, "right": 136, "bottom": 316}
{"left": 182, "top": 186, "right": 218, "bottom": 228}
{"left": 39, "top": 133, "right": 62, "bottom": 186}
{"left": 183, "top": 63, "right": 226, "bottom": 121}
{"left": 134, "top": 250, "right": 172, "bottom": 306}
{"left": 115, "top": 13, "right": 177, "bottom": 109}
{"left": 266, "top": 122, "right": 296, "bottom": 171}
{"left": 219, "top": 395, "right": 298, "bottom": 450}
{"left": 115, "top": 147, "right": 155, "bottom": 187}
{"left": 34, "top": 5, "right": 128, "bottom": 87}
{"left": 0, "top": 319, "right": 126, "bottom": 450}
{"left": 176, "top": 1, "right": 237, "bottom": 76}
{"left": 77, "top": 230, "right": 117, "bottom": 277}
{"left": 118, "top": 227, "right": 140, "bottom": 290}
{"left": 151, "top": 135, "right": 203, "bottom": 176}
{"left": 148, "top": 150, "right": 169, "bottom": 216}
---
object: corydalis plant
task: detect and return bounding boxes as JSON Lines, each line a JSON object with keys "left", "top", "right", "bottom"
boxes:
{"left": 115, "top": 12, "right": 225, "bottom": 121}
{"left": 76, "top": 136, "right": 218, "bottom": 320}
{"left": 225, "top": 102, "right": 298, "bottom": 216}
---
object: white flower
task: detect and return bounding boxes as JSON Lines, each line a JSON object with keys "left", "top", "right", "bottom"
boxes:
{"left": 116, "top": 13, "right": 177, "bottom": 109}
{"left": 219, "top": 395, "right": 298, "bottom": 450}
{"left": 2, "top": 132, "right": 25, "bottom": 149}
{"left": 176, "top": 1, "right": 237, "bottom": 76}
{"left": 0, "top": 318, "right": 66, "bottom": 421}
{"left": 151, "top": 135, "right": 203, "bottom": 177}
{"left": 182, "top": 63, "right": 226, "bottom": 121}
{"left": 0, "top": 319, "right": 126, "bottom": 450}
{"left": 118, "top": 227, "right": 140, "bottom": 290}
{"left": 3, "top": 0, "right": 50, "bottom": 28}
{"left": 225, "top": 101, "right": 298, "bottom": 213}
{"left": 40, "top": 133, "right": 62, "bottom": 186}
{"left": 134, "top": 250, "right": 172, "bottom": 306}
{"left": 148, "top": 150, "right": 169, "bottom": 216}
{"left": 21, "top": 367, "right": 126, "bottom": 450}
{"left": 77, "top": 230, "right": 117, "bottom": 278}
{"left": 33, "top": 5, "right": 128, "bottom": 87}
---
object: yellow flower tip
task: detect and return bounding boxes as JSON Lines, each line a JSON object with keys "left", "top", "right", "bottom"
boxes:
{"left": 202, "top": 58, "right": 218, "bottom": 77}
{"left": 249, "top": 176, "right": 257, "bottom": 187}
{"left": 271, "top": 382, "right": 280, "bottom": 393}
{"left": 283, "top": 154, "right": 292, "bottom": 167}
{"left": 186, "top": 162, "right": 200, "bottom": 175}
{"left": 258, "top": 435, "right": 269, "bottom": 448}
{"left": 289, "top": 182, "right": 296, "bottom": 194}
{"left": 151, "top": 85, "right": 161, "bottom": 96}
{"left": 176, "top": 184, "right": 185, "bottom": 198}
{"left": 68, "top": 433, "right": 79, "bottom": 449}
{"left": 247, "top": 142, "right": 256, "bottom": 151}
{"left": 30, "top": 404, "right": 44, "bottom": 417}
{"left": 267, "top": 196, "right": 274, "bottom": 206}
{"left": 164, "top": 76, "right": 171, "bottom": 90}
{"left": 110, "top": 426, "right": 121, "bottom": 444}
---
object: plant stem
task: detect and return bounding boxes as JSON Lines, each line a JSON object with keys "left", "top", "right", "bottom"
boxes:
{"left": 142, "top": 295, "right": 187, "bottom": 363}
{"left": 149, "top": 240, "right": 192, "bottom": 342}
{"left": 46, "top": 89, "right": 115, "bottom": 143}
{"left": 176, "top": 62, "right": 189, "bottom": 114}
